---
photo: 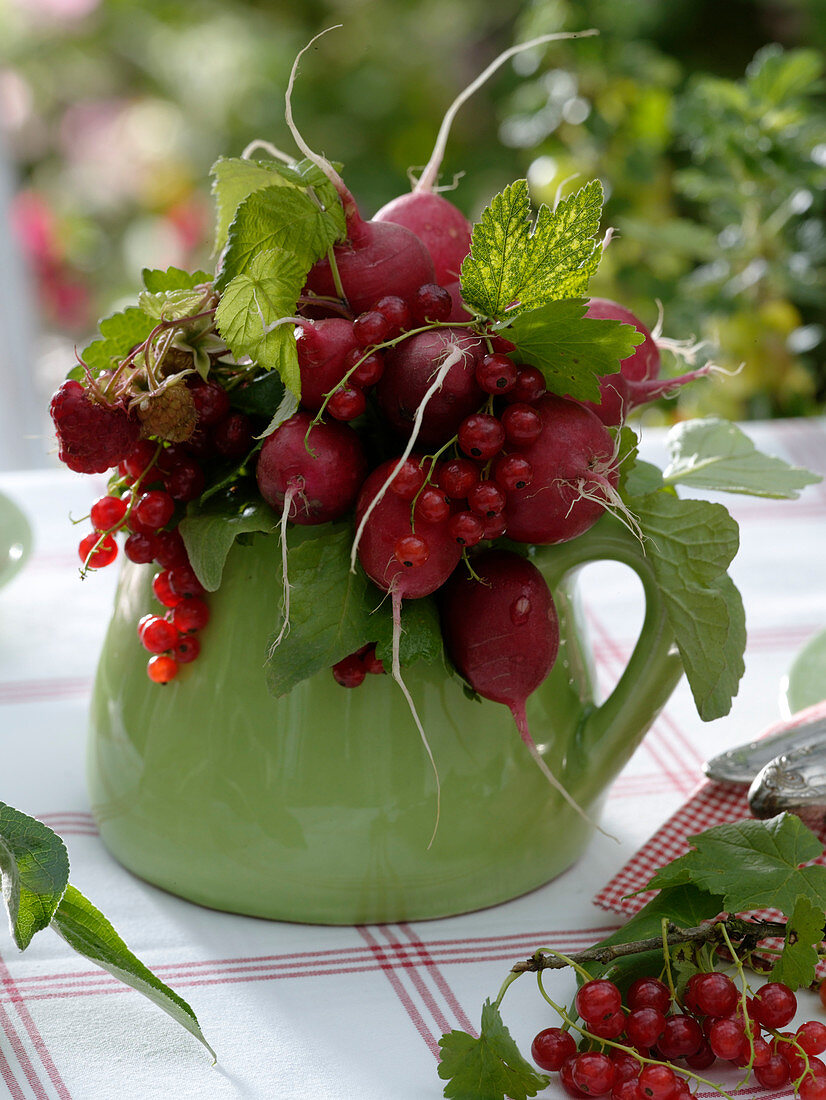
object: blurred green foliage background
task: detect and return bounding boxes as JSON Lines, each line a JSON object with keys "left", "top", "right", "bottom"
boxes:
{"left": 2, "top": 0, "right": 824, "bottom": 420}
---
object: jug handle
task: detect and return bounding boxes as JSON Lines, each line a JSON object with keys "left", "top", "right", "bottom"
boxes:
{"left": 534, "top": 514, "right": 684, "bottom": 802}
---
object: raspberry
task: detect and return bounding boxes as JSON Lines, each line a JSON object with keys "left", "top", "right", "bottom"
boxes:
{"left": 135, "top": 385, "right": 197, "bottom": 442}
{"left": 50, "top": 380, "right": 140, "bottom": 473}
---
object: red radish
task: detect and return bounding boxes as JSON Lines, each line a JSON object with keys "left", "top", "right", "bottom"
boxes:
{"left": 295, "top": 318, "right": 359, "bottom": 410}
{"left": 580, "top": 298, "right": 713, "bottom": 426}
{"left": 256, "top": 411, "right": 367, "bottom": 525}
{"left": 503, "top": 395, "right": 620, "bottom": 545}
{"left": 355, "top": 459, "right": 461, "bottom": 599}
{"left": 376, "top": 327, "right": 485, "bottom": 446}
{"left": 444, "top": 280, "right": 473, "bottom": 323}
{"left": 373, "top": 192, "right": 471, "bottom": 286}
{"left": 440, "top": 549, "right": 592, "bottom": 820}
{"left": 373, "top": 32, "right": 597, "bottom": 286}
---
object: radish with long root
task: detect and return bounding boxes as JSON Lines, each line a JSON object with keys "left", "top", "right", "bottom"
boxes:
{"left": 503, "top": 394, "right": 633, "bottom": 545}
{"left": 579, "top": 298, "right": 718, "bottom": 426}
{"left": 373, "top": 31, "right": 598, "bottom": 285}
{"left": 440, "top": 548, "right": 595, "bottom": 823}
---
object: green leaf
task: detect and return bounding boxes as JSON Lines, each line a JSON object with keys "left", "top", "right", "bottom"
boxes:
{"left": 258, "top": 388, "right": 300, "bottom": 439}
{"left": 747, "top": 46, "right": 823, "bottom": 107}
{"left": 141, "top": 266, "right": 212, "bottom": 293}
{"left": 622, "top": 459, "right": 664, "bottom": 498}
{"left": 0, "top": 803, "right": 69, "bottom": 950}
{"left": 504, "top": 300, "right": 642, "bottom": 402}
{"left": 138, "top": 288, "right": 208, "bottom": 321}
{"left": 179, "top": 500, "right": 276, "bottom": 591}
{"left": 633, "top": 492, "right": 745, "bottom": 720}
{"left": 80, "top": 307, "right": 157, "bottom": 376}
{"left": 770, "top": 894, "right": 824, "bottom": 990}
{"left": 374, "top": 596, "right": 444, "bottom": 669}
{"left": 264, "top": 523, "right": 380, "bottom": 696}
{"left": 214, "top": 249, "right": 307, "bottom": 395}
{"left": 646, "top": 814, "right": 826, "bottom": 918}
{"left": 52, "top": 885, "right": 214, "bottom": 1059}
{"left": 216, "top": 185, "right": 343, "bottom": 292}
{"left": 228, "top": 370, "right": 286, "bottom": 419}
{"left": 210, "top": 156, "right": 344, "bottom": 256}
{"left": 437, "top": 999, "right": 549, "bottom": 1100}
{"left": 663, "top": 418, "right": 822, "bottom": 498}
{"left": 460, "top": 179, "right": 604, "bottom": 321}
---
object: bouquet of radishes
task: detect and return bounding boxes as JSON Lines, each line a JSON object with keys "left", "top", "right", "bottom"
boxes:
{"left": 50, "top": 34, "right": 819, "bottom": 822}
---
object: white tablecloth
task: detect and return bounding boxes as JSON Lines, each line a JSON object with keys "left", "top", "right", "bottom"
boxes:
{"left": 0, "top": 418, "right": 824, "bottom": 1100}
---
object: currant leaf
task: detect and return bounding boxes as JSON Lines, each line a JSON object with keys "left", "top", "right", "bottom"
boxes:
{"left": 179, "top": 499, "right": 277, "bottom": 592}
{"left": 77, "top": 307, "right": 157, "bottom": 378}
{"left": 141, "top": 266, "right": 213, "bottom": 293}
{"left": 769, "top": 894, "right": 823, "bottom": 989}
{"left": 502, "top": 300, "right": 641, "bottom": 402}
{"left": 437, "top": 999, "right": 549, "bottom": 1100}
{"left": 459, "top": 179, "right": 604, "bottom": 321}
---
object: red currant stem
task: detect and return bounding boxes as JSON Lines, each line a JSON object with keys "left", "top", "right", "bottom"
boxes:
{"left": 407, "top": 437, "right": 458, "bottom": 527}
{"left": 349, "top": 345, "right": 465, "bottom": 573}
{"left": 493, "top": 971, "right": 521, "bottom": 1010}
{"left": 660, "top": 917, "right": 678, "bottom": 1004}
{"left": 531, "top": 946, "right": 594, "bottom": 984}
{"left": 105, "top": 308, "right": 216, "bottom": 398}
{"left": 716, "top": 920, "right": 759, "bottom": 1087}
{"left": 460, "top": 551, "right": 485, "bottom": 584}
{"left": 78, "top": 530, "right": 109, "bottom": 576}
{"left": 534, "top": 971, "right": 738, "bottom": 1100}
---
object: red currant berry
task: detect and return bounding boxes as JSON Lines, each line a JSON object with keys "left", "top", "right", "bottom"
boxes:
{"left": 120, "top": 439, "right": 158, "bottom": 480}
{"left": 626, "top": 1008, "right": 666, "bottom": 1050}
{"left": 627, "top": 978, "right": 671, "bottom": 1015}
{"left": 752, "top": 982, "right": 797, "bottom": 1029}
{"left": 154, "top": 529, "right": 189, "bottom": 569}
{"left": 79, "top": 532, "right": 118, "bottom": 568}
{"left": 572, "top": 1052, "right": 615, "bottom": 1096}
{"left": 530, "top": 1027, "right": 576, "bottom": 1072}
{"left": 134, "top": 490, "right": 175, "bottom": 531}
{"left": 361, "top": 645, "right": 385, "bottom": 675}
{"left": 164, "top": 459, "right": 205, "bottom": 502}
{"left": 656, "top": 1015, "right": 703, "bottom": 1060}
{"left": 481, "top": 512, "right": 507, "bottom": 539}
{"left": 610, "top": 1051, "right": 641, "bottom": 1084}
{"left": 708, "top": 1018, "right": 746, "bottom": 1060}
{"left": 139, "top": 616, "right": 179, "bottom": 654}
{"left": 344, "top": 348, "right": 385, "bottom": 388}
{"left": 801, "top": 1077, "right": 826, "bottom": 1100}
{"left": 754, "top": 1054, "right": 791, "bottom": 1089}
{"left": 439, "top": 458, "right": 478, "bottom": 499}
{"left": 124, "top": 532, "right": 158, "bottom": 564}
{"left": 457, "top": 413, "right": 505, "bottom": 461}
{"left": 467, "top": 480, "right": 506, "bottom": 518}
{"left": 501, "top": 403, "right": 542, "bottom": 446}
{"left": 777, "top": 1038, "right": 807, "bottom": 1080}
{"left": 212, "top": 412, "right": 253, "bottom": 458}
{"left": 374, "top": 295, "right": 411, "bottom": 335}
{"left": 90, "top": 495, "right": 127, "bottom": 531}
{"left": 798, "top": 1022, "right": 826, "bottom": 1056}
{"left": 152, "top": 570, "right": 182, "bottom": 608}
{"left": 508, "top": 364, "right": 546, "bottom": 404}
{"left": 332, "top": 654, "right": 366, "bottom": 688}
{"left": 684, "top": 1038, "right": 716, "bottom": 1070}
{"left": 327, "top": 385, "right": 366, "bottom": 421}
{"left": 670, "top": 1079, "right": 691, "bottom": 1100}
{"left": 147, "top": 654, "right": 179, "bottom": 683}
{"left": 173, "top": 635, "right": 201, "bottom": 664}
{"left": 394, "top": 534, "right": 429, "bottom": 568}
{"left": 353, "top": 309, "right": 392, "bottom": 347}
{"left": 447, "top": 510, "right": 485, "bottom": 547}
{"left": 413, "top": 487, "right": 451, "bottom": 524}
{"left": 575, "top": 979, "right": 623, "bottom": 1024}
{"left": 475, "top": 352, "right": 518, "bottom": 394}
{"left": 168, "top": 564, "right": 205, "bottom": 599}
{"left": 637, "top": 1063, "right": 677, "bottom": 1100}
{"left": 388, "top": 459, "right": 425, "bottom": 500}
{"left": 493, "top": 453, "right": 533, "bottom": 492}
{"left": 190, "top": 380, "right": 230, "bottom": 426}
{"left": 411, "top": 283, "right": 452, "bottom": 324}
{"left": 560, "top": 1056, "right": 590, "bottom": 1098}
{"left": 172, "top": 597, "right": 210, "bottom": 634}
{"left": 588, "top": 1010, "right": 627, "bottom": 1040}
{"left": 693, "top": 972, "right": 739, "bottom": 1018}
{"left": 612, "top": 1080, "right": 645, "bottom": 1100}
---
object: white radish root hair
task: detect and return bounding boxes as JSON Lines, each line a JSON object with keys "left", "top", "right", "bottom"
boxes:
{"left": 349, "top": 343, "right": 466, "bottom": 572}
{"left": 415, "top": 29, "right": 599, "bottom": 195}
{"left": 240, "top": 139, "right": 296, "bottom": 165}
{"left": 391, "top": 586, "right": 442, "bottom": 849}
{"left": 268, "top": 484, "right": 300, "bottom": 656}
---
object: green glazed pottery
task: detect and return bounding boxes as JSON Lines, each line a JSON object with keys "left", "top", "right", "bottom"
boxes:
{"left": 0, "top": 491, "right": 32, "bottom": 590}
{"left": 87, "top": 515, "right": 683, "bottom": 924}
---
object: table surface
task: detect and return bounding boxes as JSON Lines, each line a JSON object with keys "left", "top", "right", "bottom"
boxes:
{"left": 0, "top": 418, "right": 825, "bottom": 1100}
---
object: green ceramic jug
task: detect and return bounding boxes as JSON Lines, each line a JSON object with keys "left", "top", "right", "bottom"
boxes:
{"left": 88, "top": 514, "right": 683, "bottom": 923}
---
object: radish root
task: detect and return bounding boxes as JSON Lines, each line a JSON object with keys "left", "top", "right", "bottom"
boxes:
{"left": 240, "top": 139, "right": 296, "bottom": 165}
{"left": 268, "top": 483, "right": 299, "bottom": 656}
{"left": 349, "top": 343, "right": 466, "bottom": 572}
{"left": 415, "top": 30, "right": 598, "bottom": 195}
{"left": 391, "top": 586, "right": 442, "bottom": 849}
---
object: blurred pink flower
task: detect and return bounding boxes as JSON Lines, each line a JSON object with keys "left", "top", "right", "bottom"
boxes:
{"left": 11, "top": 0, "right": 101, "bottom": 19}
